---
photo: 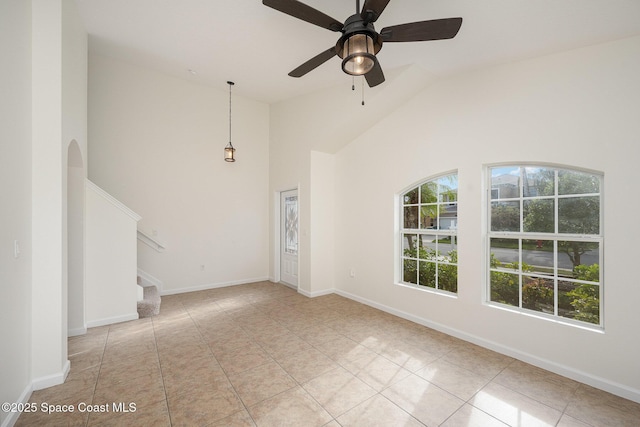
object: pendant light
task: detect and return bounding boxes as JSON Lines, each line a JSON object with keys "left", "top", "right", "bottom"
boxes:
{"left": 224, "top": 81, "right": 236, "bottom": 162}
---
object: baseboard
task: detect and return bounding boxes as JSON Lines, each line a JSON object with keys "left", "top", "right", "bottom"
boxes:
{"left": 298, "top": 287, "right": 334, "bottom": 298}
{"left": 85, "top": 313, "right": 139, "bottom": 328}
{"left": 160, "top": 277, "right": 270, "bottom": 296}
{"left": 32, "top": 359, "right": 70, "bottom": 391}
{"left": 333, "top": 288, "right": 640, "bottom": 404}
{"left": 1, "top": 382, "right": 33, "bottom": 427}
{"left": 68, "top": 326, "right": 87, "bottom": 337}
{"left": 297, "top": 287, "right": 310, "bottom": 297}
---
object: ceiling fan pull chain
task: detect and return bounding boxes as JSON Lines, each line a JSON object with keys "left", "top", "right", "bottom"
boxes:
{"left": 352, "top": 76, "right": 355, "bottom": 91}
{"left": 362, "top": 76, "right": 365, "bottom": 106}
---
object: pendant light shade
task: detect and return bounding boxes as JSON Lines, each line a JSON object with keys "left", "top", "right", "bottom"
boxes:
{"left": 224, "top": 143, "right": 235, "bottom": 162}
{"left": 341, "top": 33, "right": 375, "bottom": 76}
{"left": 224, "top": 81, "right": 236, "bottom": 162}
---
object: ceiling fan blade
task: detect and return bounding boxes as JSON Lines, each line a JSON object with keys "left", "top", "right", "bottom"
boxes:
{"left": 360, "top": 0, "right": 392, "bottom": 23}
{"left": 381, "top": 17, "right": 463, "bottom": 42}
{"left": 263, "top": 0, "right": 343, "bottom": 32}
{"left": 364, "top": 58, "right": 385, "bottom": 87}
{"left": 288, "top": 47, "right": 337, "bottom": 77}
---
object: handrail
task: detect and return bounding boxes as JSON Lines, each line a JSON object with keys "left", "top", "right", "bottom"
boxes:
{"left": 86, "top": 179, "right": 141, "bottom": 221}
{"left": 137, "top": 229, "right": 166, "bottom": 252}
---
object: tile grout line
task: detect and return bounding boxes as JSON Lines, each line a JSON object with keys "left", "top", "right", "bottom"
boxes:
{"left": 150, "top": 306, "right": 175, "bottom": 427}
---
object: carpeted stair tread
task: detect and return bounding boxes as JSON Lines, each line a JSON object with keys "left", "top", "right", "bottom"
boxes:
{"left": 137, "top": 284, "right": 161, "bottom": 318}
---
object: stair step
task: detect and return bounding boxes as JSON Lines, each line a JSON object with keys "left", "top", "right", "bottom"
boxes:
{"left": 137, "top": 284, "right": 161, "bottom": 318}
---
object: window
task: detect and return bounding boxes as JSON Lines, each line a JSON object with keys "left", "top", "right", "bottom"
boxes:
{"left": 400, "top": 173, "right": 458, "bottom": 294}
{"left": 488, "top": 165, "right": 602, "bottom": 327}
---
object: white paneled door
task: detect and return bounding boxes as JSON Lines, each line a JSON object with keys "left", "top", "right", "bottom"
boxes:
{"left": 280, "top": 189, "right": 299, "bottom": 287}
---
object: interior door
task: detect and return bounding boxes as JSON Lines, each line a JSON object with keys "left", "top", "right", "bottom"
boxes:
{"left": 280, "top": 189, "right": 299, "bottom": 287}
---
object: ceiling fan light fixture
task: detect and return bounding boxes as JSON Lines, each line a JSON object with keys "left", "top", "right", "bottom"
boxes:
{"left": 341, "top": 33, "right": 375, "bottom": 76}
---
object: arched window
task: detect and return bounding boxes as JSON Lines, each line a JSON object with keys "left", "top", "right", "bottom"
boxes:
{"left": 488, "top": 165, "right": 603, "bottom": 327}
{"left": 400, "top": 173, "right": 458, "bottom": 294}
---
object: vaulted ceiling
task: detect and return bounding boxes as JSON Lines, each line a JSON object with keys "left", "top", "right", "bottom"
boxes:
{"left": 76, "top": 0, "right": 640, "bottom": 104}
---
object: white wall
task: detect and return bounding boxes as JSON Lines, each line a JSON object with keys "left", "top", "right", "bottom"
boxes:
{"left": 0, "top": 1, "right": 33, "bottom": 425}
{"left": 269, "top": 66, "right": 436, "bottom": 294}
{"left": 31, "top": 0, "right": 66, "bottom": 387}
{"left": 271, "top": 36, "right": 640, "bottom": 402}
{"left": 63, "top": 0, "right": 88, "bottom": 337}
{"left": 1, "top": 0, "right": 87, "bottom": 424}
{"left": 85, "top": 181, "right": 140, "bottom": 326}
{"left": 309, "top": 151, "right": 336, "bottom": 295}
{"left": 88, "top": 55, "right": 270, "bottom": 294}
{"left": 67, "top": 141, "right": 85, "bottom": 336}
{"left": 29, "top": 0, "right": 87, "bottom": 390}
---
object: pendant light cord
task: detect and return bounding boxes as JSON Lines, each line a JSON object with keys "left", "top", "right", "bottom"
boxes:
{"left": 227, "top": 81, "right": 234, "bottom": 146}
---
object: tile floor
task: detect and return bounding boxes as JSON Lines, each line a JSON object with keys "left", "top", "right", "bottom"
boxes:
{"left": 17, "top": 281, "right": 640, "bottom": 426}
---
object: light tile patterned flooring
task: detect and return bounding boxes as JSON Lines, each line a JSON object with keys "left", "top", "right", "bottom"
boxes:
{"left": 17, "top": 281, "right": 640, "bottom": 426}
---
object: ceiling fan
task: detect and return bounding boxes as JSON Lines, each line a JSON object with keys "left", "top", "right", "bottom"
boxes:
{"left": 262, "top": 0, "right": 463, "bottom": 87}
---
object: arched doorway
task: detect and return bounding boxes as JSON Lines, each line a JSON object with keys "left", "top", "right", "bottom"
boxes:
{"left": 67, "top": 140, "right": 85, "bottom": 336}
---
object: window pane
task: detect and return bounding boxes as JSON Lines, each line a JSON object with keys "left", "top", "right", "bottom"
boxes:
{"left": 491, "top": 201, "right": 520, "bottom": 231}
{"left": 403, "top": 259, "right": 418, "bottom": 284}
{"left": 440, "top": 235, "right": 458, "bottom": 261}
{"left": 420, "top": 205, "right": 437, "bottom": 229}
{"left": 438, "top": 175, "right": 458, "bottom": 203}
{"left": 438, "top": 264, "right": 457, "bottom": 293}
{"left": 404, "top": 206, "right": 418, "bottom": 229}
{"left": 522, "top": 276, "right": 554, "bottom": 313}
{"left": 558, "top": 196, "right": 599, "bottom": 235}
{"left": 491, "top": 167, "right": 520, "bottom": 199}
{"left": 557, "top": 241, "right": 599, "bottom": 280}
{"left": 522, "top": 239, "right": 554, "bottom": 276}
{"left": 419, "top": 261, "right": 436, "bottom": 288}
{"left": 558, "top": 280, "right": 600, "bottom": 325}
{"left": 490, "top": 271, "right": 519, "bottom": 306}
{"left": 558, "top": 170, "right": 599, "bottom": 195}
{"left": 523, "top": 167, "right": 555, "bottom": 197}
{"left": 403, "top": 188, "right": 419, "bottom": 205}
{"left": 440, "top": 206, "right": 458, "bottom": 231}
{"left": 490, "top": 238, "right": 519, "bottom": 269}
{"left": 420, "top": 182, "right": 437, "bottom": 203}
{"left": 419, "top": 234, "right": 437, "bottom": 259}
{"left": 403, "top": 234, "right": 418, "bottom": 258}
{"left": 523, "top": 199, "right": 554, "bottom": 233}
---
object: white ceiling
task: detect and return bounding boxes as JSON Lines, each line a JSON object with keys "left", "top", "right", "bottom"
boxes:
{"left": 76, "top": 0, "right": 640, "bottom": 104}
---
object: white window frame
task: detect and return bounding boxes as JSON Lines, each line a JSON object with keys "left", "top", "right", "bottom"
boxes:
{"left": 485, "top": 163, "right": 604, "bottom": 329}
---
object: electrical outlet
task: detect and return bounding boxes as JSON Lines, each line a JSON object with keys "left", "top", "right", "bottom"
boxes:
{"left": 349, "top": 269, "right": 355, "bottom": 278}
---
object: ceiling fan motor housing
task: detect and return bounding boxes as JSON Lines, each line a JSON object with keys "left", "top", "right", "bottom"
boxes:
{"left": 336, "top": 14, "right": 383, "bottom": 59}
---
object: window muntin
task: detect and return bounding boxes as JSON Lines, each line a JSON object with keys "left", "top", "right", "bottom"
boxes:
{"left": 401, "top": 173, "right": 458, "bottom": 294}
{"left": 488, "top": 166, "right": 602, "bottom": 327}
